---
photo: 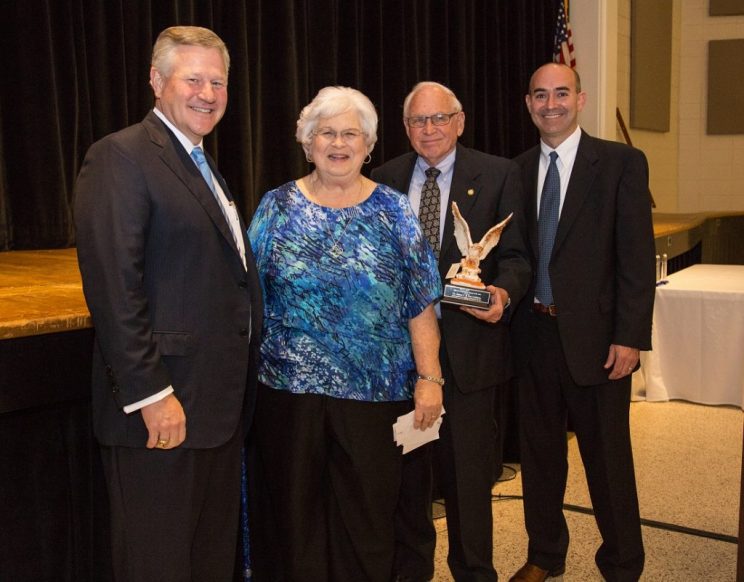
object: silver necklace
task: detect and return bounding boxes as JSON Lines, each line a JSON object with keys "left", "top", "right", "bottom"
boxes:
{"left": 328, "top": 217, "right": 353, "bottom": 258}
{"left": 307, "top": 175, "right": 363, "bottom": 258}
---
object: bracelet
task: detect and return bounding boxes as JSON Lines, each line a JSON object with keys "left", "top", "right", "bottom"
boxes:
{"left": 417, "top": 374, "right": 445, "bottom": 386}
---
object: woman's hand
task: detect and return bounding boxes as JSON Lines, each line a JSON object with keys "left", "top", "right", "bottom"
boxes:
{"left": 409, "top": 304, "right": 444, "bottom": 430}
{"left": 413, "top": 379, "right": 443, "bottom": 430}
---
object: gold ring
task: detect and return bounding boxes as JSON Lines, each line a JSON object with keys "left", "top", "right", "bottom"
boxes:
{"left": 157, "top": 439, "right": 169, "bottom": 448}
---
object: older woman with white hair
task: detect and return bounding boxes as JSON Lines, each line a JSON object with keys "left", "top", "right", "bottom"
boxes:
{"left": 247, "top": 86, "right": 443, "bottom": 581}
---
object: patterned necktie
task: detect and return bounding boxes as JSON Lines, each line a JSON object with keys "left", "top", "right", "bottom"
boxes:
{"left": 419, "top": 167, "right": 441, "bottom": 259}
{"left": 535, "top": 151, "right": 560, "bottom": 305}
{"left": 191, "top": 146, "right": 216, "bottom": 194}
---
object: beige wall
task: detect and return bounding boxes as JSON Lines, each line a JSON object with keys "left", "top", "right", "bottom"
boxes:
{"left": 677, "top": 1, "right": 744, "bottom": 212}
{"left": 617, "top": 0, "right": 680, "bottom": 212}
{"left": 615, "top": 0, "right": 744, "bottom": 213}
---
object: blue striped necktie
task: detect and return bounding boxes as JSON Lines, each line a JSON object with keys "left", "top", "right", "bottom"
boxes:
{"left": 535, "top": 151, "right": 560, "bottom": 305}
{"left": 191, "top": 146, "right": 216, "bottom": 194}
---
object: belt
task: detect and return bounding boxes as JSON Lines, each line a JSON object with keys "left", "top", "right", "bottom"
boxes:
{"left": 532, "top": 302, "right": 557, "bottom": 317}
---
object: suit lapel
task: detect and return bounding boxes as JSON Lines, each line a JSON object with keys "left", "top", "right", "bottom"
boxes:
{"left": 388, "top": 153, "right": 418, "bottom": 194}
{"left": 553, "top": 132, "right": 598, "bottom": 255}
{"left": 206, "top": 151, "right": 251, "bottom": 257}
{"left": 442, "top": 145, "right": 480, "bottom": 261}
{"left": 143, "top": 113, "right": 241, "bottom": 258}
{"left": 522, "top": 147, "right": 540, "bottom": 255}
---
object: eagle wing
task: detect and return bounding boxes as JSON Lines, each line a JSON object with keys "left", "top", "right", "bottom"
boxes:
{"left": 476, "top": 212, "right": 513, "bottom": 259}
{"left": 451, "top": 202, "right": 472, "bottom": 256}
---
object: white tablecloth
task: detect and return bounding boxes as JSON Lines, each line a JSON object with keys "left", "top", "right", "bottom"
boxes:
{"left": 639, "top": 264, "right": 744, "bottom": 407}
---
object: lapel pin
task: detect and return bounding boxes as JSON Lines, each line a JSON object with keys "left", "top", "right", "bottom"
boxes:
{"left": 467, "top": 188, "right": 474, "bottom": 196}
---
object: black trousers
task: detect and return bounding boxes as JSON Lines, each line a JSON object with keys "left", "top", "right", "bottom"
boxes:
{"left": 518, "top": 312, "right": 644, "bottom": 581}
{"left": 249, "top": 383, "right": 411, "bottom": 582}
{"left": 395, "top": 338, "right": 499, "bottom": 582}
{"left": 100, "top": 425, "right": 243, "bottom": 582}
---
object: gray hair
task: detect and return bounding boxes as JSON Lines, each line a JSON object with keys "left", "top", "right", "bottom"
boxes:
{"left": 151, "top": 26, "right": 230, "bottom": 78}
{"left": 296, "top": 86, "right": 378, "bottom": 156}
{"left": 402, "top": 81, "right": 463, "bottom": 118}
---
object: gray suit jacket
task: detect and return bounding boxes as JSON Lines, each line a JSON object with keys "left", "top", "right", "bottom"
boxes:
{"left": 372, "top": 144, "right": 531, "bottom": 391}
{"left": 75, "top": 111, "right": 263, "bottom": 448}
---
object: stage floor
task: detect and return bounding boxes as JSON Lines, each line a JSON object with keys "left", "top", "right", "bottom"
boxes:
{"left": 0, "top": 248, "right": 90, "bottom": 340}
{"left": 651, "top": 212, "right": 707, "bottom": 238}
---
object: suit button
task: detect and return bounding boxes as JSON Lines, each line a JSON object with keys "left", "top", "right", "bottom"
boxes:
{"left": 238, "top": 281, "right": 247, "bottom": 288}
{"left": 111, "top": 385, "right": 119, "bottom": 393}
{"left": 239, "top": 328, "right": 249, "bottom": 336}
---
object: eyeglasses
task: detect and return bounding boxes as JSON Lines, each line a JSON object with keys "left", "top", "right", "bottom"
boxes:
{"left": 313, "top": 128, "right": 366, "bottom": 143}
{"left": 405, "top": 111, "right": 461, "bottom": 128}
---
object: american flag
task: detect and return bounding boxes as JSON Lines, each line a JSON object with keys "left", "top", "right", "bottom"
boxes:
{"left": 553, "top": 0, "right": 576, "bottom": 68}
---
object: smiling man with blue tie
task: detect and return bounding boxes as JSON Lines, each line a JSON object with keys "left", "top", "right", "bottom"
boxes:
{"left": 74, "top": 26, "right": 262, "bottom": 581}
{"left": 510, "top": 63, "right": 655, "bottom": 582}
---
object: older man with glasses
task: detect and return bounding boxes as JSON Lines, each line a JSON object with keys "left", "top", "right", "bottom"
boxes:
{"left": 372, "top": 82, "right": 531, "bottom": 582}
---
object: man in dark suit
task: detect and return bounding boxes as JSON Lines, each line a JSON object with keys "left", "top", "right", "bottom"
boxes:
{"left": 74, "top": 26, "right": 262, "bottom": 581}
{"left": 509, "top": 63, "right": 655, "bottom": 582}
{"left": 372, "top": 82, "right": 530, "bottom": 582}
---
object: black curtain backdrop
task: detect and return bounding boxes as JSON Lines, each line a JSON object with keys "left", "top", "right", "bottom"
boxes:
{"left": 0, "top": 2, "right": 555, "bottom": 579}
{"left": 0, "top": 0, "right": 555, "bottom": 251}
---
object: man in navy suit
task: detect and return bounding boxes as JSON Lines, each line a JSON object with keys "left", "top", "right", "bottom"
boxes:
{"left": 74, "top": 26, "right": 262, "bottom": 581}
{"left": 509, "top": 63, "right": 655, "bottom": 582}
{"left": 372, "top": 82, "right": 530, "bottom": 582}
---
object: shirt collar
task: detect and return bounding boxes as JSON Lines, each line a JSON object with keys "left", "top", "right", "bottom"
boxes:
{"left": 153, "top": 107, "right": 204, "bottom": 154}
{"left": 540, "top": 125, "right": 581, "bottom": 161}
{"left": 415, "top": 147, "right": 457, "bottom": 176}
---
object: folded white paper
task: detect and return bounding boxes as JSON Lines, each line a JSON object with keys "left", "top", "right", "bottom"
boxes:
{"left": 392, "top": 408, "right": 445, "bottom": 454}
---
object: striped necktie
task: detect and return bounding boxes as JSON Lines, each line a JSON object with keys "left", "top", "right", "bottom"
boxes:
{"left": 191, "top": 146, "right": 216, "bottom": 194}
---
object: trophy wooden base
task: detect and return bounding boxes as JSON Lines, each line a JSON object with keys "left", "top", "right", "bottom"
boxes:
{"left": 441, "top": 283, "right": 491, "bottom": 310}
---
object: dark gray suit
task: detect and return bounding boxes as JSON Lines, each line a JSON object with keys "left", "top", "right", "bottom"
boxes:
{"left": 372, "top": 144, "right": 530, "bottom": 581}
{"left": 75, "top": 111, "right": 262, "bottom": 579}
{"left": 511, "top": 131, "right": 655, "bottom": 580}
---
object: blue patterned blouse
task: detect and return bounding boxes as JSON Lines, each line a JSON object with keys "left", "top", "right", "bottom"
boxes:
{"left": 248, "top": 181, "right": 441, "bottom": 402}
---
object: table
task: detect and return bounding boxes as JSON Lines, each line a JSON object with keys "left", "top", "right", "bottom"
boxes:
{"left": 0, "top": 248, "right": 91, "bottom": 339}
{"left": 640, "top": 264, "right": 744, "bottom": 407}
{"left": 0, "top": 249, "right": 109, "bottom": 580}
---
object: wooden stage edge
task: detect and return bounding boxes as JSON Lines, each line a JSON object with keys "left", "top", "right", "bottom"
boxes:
{"left": 651, "top": 210, "right": 743, "bottom": 238}
{"left": 0, "top": 248, "right": 91, "bottom": 340}
{"left": 1, "top": 211, "right": 743, "bottom": 341}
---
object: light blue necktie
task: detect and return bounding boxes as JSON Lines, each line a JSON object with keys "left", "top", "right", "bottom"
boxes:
{"left": 535, "top": 151, "right": 560, "bottom": 305}
{"left": 191, "top": 146, "right": 216, "bottom": 194}
{"left": 191, "top": 146, "right": 241, "bottom": 251}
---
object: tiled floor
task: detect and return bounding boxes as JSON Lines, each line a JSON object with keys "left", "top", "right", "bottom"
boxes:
{"left": 431, "top": 400, "right": 742, "bottom": 580}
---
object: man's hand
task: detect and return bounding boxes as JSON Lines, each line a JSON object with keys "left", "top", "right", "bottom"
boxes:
{"left": 604, "top": 344, "right": 640, "bottom": 380}
{"left": 141, "top": 393, "right": 187, "bottom": 449}
{"left": 460, "top": 285, "right": 509, "bottom": 323}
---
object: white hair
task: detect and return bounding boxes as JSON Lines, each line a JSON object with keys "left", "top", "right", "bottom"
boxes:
{"left": 402, "top": 81, "right": 463, "bottom": 118}
{"left": 296, "top": 86, "right": 378, "bottom": 156}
